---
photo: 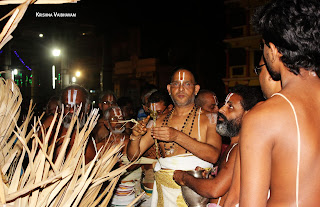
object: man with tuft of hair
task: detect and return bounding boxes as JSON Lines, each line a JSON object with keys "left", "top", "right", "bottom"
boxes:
{"left": 239, "top": 0, "right": 320, "bottom": 206}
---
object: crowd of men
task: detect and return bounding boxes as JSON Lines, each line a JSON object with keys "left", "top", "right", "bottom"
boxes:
{"left": 39, "top": 0, "right": 320, "bottom": 206}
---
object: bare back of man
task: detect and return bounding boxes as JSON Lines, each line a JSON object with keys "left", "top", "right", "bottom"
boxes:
{"left": 241, "top": 76, "right": 320, "bottom": 206}
{"left": 239, "top": 0, "right": 320, "bottom": 206}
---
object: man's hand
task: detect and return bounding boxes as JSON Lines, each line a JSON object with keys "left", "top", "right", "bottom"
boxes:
{"left": 195, "top": 166, "right": 215, "bottom": 179}
{"left": 151, "top": 126, "right": 180, "bottom": 142}
{"left": 173, "top": 170, "right": 186, "bottom": 186}
{"left": 131, "top": 116, "right": 150, "bottom": 137}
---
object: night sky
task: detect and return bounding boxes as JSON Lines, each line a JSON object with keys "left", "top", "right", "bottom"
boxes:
{"left": 1, "top": 0, "right": 227, "bottom": 108}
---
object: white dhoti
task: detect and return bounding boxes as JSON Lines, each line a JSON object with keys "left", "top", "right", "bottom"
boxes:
{"left": 151, "top": 154, "right": 213, "bottom": 207}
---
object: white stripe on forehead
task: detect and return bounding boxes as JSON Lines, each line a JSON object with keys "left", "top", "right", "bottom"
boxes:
{"left": 73, "top": 90, "right": 77, "bottom": 105}
{"left": 107, "top": 95, "right": 114, "bottom": 102}
{"left": 213, "top": 95, "right": 218, "bottom": 105}
{"left": 225, "top": 93, "right": 234, "bottom": 104}
{"left": 68, "top": 90, "right": 71, "bottom": 104}
{"left": 178, "top": 71, "right": 185, "bottom": 83}
{"left": 112, "top": 107, "right": 122, "bottom": 119}
{"left": 67, "top": 89, "right": 77, "bottom": 106}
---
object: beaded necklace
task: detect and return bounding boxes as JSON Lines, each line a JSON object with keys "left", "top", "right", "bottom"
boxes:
{"left": 158, "top": 105, "right": 198, "bottom": 157}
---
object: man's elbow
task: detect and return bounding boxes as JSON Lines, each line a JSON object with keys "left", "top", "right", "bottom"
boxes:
{"left": 196, "top": 185, "right": 222, "bottom": 199}
{"left": 207, "top": 148, "right": 220, "bottom": 164}
{"left": 209, "top": 187, "right": 226, "bottom": 199}
{"left": 126, "top": 144, "right": 137, "bottom": 161}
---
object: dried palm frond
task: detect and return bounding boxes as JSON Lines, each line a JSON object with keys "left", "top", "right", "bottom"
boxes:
{"left": 0, "top": 76, "right": 137, "bottom": 206}
{"left": 0, "top": 0, "right": 80, "bottom": 5}
{"left": 0, "top": 0, "right": 80, "bottom": 50}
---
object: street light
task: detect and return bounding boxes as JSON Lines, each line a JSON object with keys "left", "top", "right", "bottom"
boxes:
{"left": 52, "top": 49, "right": 61, "bottom": 57}
{"left": 52, "top": 49, "right": 61, "bottom": 89}
{"left": 75, "top": 71, "right": 81, "bottom": 77}
{"left": 11, "top": 69, "right": 18, "bottom": 80}
{"left": 11, "top": 69, "right": 18, "bottom": 91}
{"left": 72, "top": 76, "right": 76, "bottom": 83}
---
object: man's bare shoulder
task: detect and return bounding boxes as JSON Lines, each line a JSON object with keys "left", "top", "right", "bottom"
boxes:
{"left": 199, "top": 110, "right": 217, "bottom": 126}
{"left": 242, "top": 96, "right": 292, "bottom": 138}
{"left": 42, "top": 115, "right": 55, "bottom": 129}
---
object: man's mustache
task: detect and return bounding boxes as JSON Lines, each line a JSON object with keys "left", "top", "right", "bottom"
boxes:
{"left": 218, "top": 112, "right": 227, "bottom": 122}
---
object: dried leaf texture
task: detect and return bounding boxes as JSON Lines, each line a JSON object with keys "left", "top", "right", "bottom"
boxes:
{"left": 0, "top": 76, "right": 131, "bottom": 206}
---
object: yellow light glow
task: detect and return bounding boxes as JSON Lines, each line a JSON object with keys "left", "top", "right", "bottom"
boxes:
{"left": 75, "top": 71, "right": 81, "bottom": 77}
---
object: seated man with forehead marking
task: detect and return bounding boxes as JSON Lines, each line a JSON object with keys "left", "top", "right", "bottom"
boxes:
{"left": 92, "top": 90, "right": 118, "bottom": 147}
{"left": 101, "top": 106, "right": 141, "bottom": 207}
{"left": 127, "top": 68, "right": 222, "bottom": 207}
{"left": 174, "top": 85, "right": 262, "bottom": 207}
{"left": 50, "top": 85, "right": 96, "bottom": 164}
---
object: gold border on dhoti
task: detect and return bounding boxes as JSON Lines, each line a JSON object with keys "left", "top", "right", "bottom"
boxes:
{"left": 154, "top": 169, "right": 188, "bottom": 207}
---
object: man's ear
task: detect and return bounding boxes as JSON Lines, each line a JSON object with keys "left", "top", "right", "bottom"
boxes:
{"left": 269, "top": 42, "right": 283, "bottom": 61}
{"left": 195, "top": 84, "right": 200, "bottom": 95}
{"left": 167, "top": 84, "right": 171, "bottom": 95}
{"left": 98, "top": 103, "right": 102, "bottom": 110}
{"left": 86, "top": 104, "right": 91, "bottom": 114}
{"left": 168, "top": 104, "right": 173, "bottom": 111}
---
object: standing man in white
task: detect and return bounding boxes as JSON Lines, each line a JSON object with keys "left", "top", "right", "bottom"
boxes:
{"left": 127, "top": 68, "right": 221, "bottom": 207}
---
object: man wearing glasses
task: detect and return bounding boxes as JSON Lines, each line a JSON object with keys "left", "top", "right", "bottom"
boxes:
{"left": 223, "top": 57, "right": 281, "bottom": 207}
{"left": 127, "top": 68, "right": 222, "bottom": 207}
{"left": 255, "top": 56, "right": 282, "bottom": 99}
{"left": 239, "top": 0, "right": 320, "bottom": 206}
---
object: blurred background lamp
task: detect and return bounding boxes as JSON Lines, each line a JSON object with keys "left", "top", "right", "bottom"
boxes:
{"left": 52, "top": 49, "right": 61, "bottom": 57}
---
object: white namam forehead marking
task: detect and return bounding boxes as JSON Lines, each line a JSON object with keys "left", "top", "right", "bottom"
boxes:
{"left": 225, "top": 93, "right": 234, "bottom": 105}
{"left": 107, "top": 95, "right": 114, "bottom": 102}
{"left": 112, "top": 107, "right": 123, "bottom": 119}
{"left": 206, "top": 113, "right": 217, "bottom": 124}
{"left": 178, "top": 71, "right": 185, "bottom": 84}
{"left": 67, "top": 89, "right": 77, "bottom": 106}
{"left": 151, "top": 103, "right": 156, "bottom": 111}
{"left": 213, "top": 95, "right": 218, "bottom": 105}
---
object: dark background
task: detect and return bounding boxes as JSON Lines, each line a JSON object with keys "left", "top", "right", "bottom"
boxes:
{"left": 0, "top": 0, "right": 227, "bottom": 114}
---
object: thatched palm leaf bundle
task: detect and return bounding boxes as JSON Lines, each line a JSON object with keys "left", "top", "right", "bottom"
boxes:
{"left": 0, "top": 77, "right": 131, "bottom": 206}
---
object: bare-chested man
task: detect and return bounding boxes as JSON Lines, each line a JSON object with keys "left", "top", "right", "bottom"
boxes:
{"left": 140, "top": 90, "right": 173, "bottom": 207}
{"left": 100, "top": 106, "right": 139, "bottom": 207}
{"left": 127, "top": 68, "right": 221, "bottom": 206}
{"left": 52, "top": 85, "right": 95, "bottom": 164}
{"left": 239, "top": 0, "right": 320, "bottom": 206}
{"left": 223, "top": 57, "right": 281, "bottom": 207}
{"left": 96, "top": 106, "right": 128, "bottom": 151}
{"left": 195, "top": 89, "right": 219, "bottom": 114}
{"left": 92, "top": 91, "right": 117, "bottom": 145}
{"left": 173, "top": 85, "right": 261, "bottom": 207}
